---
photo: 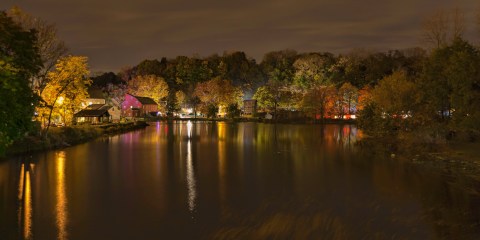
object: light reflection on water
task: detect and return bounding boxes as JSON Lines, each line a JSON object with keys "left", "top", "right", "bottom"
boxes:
{"left": 23, "top": 168, "right": 32, "bottom": 240}
{"left": 55, "top": 151, "right": 68, "bottom": 240}
{"left": 16, "top": 162, "right": 34, "bottom": 240}
{"left": 186, "top": 121, "right": 197, "bottom": 215}
{"left": 0, "top": 122, "right": 479, "bottom": 239}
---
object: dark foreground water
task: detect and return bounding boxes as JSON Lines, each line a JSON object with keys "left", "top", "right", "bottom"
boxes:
{"left": 1, "top": 121, "right": 479, "bottom": 240}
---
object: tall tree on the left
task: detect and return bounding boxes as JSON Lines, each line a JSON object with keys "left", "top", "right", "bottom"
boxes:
{"left": 0, "top": 11, "right": 42, "bottom": 155}
{"left": 8, "top": 6, "right": 67, "bottom": 94}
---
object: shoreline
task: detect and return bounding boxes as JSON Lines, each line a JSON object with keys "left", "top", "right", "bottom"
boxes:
{"left": 3, "top": 121, "right": 149, "bottom": 158}
{"left": 357, "top": 135, "right": 480, "bottom": 180}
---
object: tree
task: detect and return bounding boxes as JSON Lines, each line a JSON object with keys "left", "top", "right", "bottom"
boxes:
{"left": 91, "top": 72, "right": 124, "bottom": 88}
{"left": 175, "top": 90, "right": 187, "bottom": 108}
{"left": 226, "top": 103, "right": 241, "bottom": 119}
{"left": 194, "top": 77, "right": 242, "bottom": 117}
{"left": 127, "top": 74, "right": 169, "bottom": 106}
{"left": 104, "top": 82, "right": 127, "bottom": 112}
{"left": 0, "top": 11, "right": 42, "bottom": 155}
{"left": 372, "top": 71, "right": 417, "bottom": 116}
{"left": 300, "top": 85, "right": 335, "bottom": 121}
{"left": 260, "top": 50, "right": 298, "bottom": 84}
{"left": 8, "top": 6, "right": 68, "bottom": 94}
{"left": 221, "top": 51, "right": 263, "bottom": 91}
{"left": 253, "top": 81, "right": 295, "bottom": 119}
{"left": 338, "top": 82, "right": 358, "bottom": 115}
{"left": 423, "top": 9, "right": 449, "bottom": 48}
{"left": 422, "top": 8, "right": 466, "bottom": 49}
{"left": 40, "top": 56, "right": 90, "bottom": 136}
{"left": 293, "top": 53, "right": 334, "bottom": 89}
{"left": 357, "top": 71, "right": 419, "bottom": 135}
{"left": 420, "top": 38, "right": 480, "bottom": 132}
{"left": 135, "top": 59, "right": 163, "bottom": 76}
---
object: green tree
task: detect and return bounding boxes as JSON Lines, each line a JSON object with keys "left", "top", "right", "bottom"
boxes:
{"left": 260, "top": 50, "right": 298, "bottom": 84}
{"left": 0, "top": 11, "right": 42, "bottom": 155}
{"left": 420, "top": 38, "right": 480, "bottom": 132}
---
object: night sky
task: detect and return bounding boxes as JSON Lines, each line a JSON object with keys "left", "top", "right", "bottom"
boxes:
{"left": 2, "top": 0, "right": 479, "bottom": 72}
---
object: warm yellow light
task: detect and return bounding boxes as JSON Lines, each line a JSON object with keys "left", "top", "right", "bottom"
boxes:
{"left": 57, "top": 96, "right": 64, "bottom": 105}
{"left": 56, "top": 151, "right": 68, "bottom": 240}
{"left": 24, "top": 171, "right": 32, "bottom": 240}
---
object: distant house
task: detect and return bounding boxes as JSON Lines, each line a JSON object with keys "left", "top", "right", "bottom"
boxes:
{"left": 121, "top": 94, "right": 158, "bottom": 118}
{"left": 84, "top": 87, "right": 106, "bottom": 107}
{"left": 74, "top": 104, "right": 112, "bottom": 124}
{"left": 243, "top": 99, "right": 257, "bottom": 116}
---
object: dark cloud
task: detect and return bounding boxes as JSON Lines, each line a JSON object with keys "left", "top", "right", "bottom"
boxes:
{"left": 2, "top": 0, "right": 478, "bottom": 72}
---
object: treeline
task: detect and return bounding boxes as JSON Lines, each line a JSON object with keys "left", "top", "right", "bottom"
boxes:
{"left": 93, "top": 48, "right": 425, "bottom": 118}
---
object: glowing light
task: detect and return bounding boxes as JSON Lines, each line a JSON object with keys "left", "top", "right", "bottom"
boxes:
{"left": 187, "top": 121, "right": 193, "bottom": 139}
{"left": 57, "top": 96, "right": 64, "bottom": 105}
{"left": 18, "top": 164, "right": 25, "bottom": 201}
{"left": 24, "top": 170, "right": 32, "bottom": 240}
{"left": 56, "top": 151, "right": 68, "bottom": 240}
{"left": 186, "top": 140, "right": 196, "bottom": 214}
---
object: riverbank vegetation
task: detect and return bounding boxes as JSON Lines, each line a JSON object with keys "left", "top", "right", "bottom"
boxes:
{"left": 5, "top": 122, "right": 148, "bottom": 156}
{"left": 1, "top": 6, "right": 480, "bottom": 156}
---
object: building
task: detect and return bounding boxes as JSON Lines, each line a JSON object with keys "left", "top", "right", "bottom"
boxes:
{"left": 74, "top": 104, "right": 112, "bottom": 124}
{"left": 83, "top": 87, "right": 106, "bottom": 107}
{"left": 121, "top": 94, "right": 158, "bottom": 118}
{"left": 243, "top": 99, "right": 257, "bottom": 116}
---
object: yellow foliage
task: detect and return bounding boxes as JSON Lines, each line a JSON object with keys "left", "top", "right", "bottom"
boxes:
{"left": 38, "top": 56, "right": 90, "bottom": 126}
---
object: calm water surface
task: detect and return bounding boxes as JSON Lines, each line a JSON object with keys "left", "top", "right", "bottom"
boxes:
{"left": 1, "top": 121, "right": 479, "bottom": 239}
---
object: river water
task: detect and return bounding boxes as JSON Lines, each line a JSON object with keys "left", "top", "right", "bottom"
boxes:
{"left": 1, "top": 121, "right": 479, "bottom": 239}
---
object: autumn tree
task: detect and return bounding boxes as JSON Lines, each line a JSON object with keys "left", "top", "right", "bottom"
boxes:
{"left": 356, "top": 85, "right": 373, "bottom": 112}
{"left": 300, "top": 85, "right": 335, "bottom": 122}
{"left": 194, "top": 77, "right": 242, "bottom": 117}
{"left": 338, "top": 82, "right": 358, "bottom": 115}
{"left": 127, "top": 74, "right": 169, "bottom": 108}
{"left": 0, "top": 11, "right": 42, "bottom": 155}
{"left": 40, "top": 56, "right": 90, "bottom": 136}
{"left": 253, "top": 81, "right": 295, "bottom": 118}
{"left": 357, "top": 71, "right": 418, "bottom": 134}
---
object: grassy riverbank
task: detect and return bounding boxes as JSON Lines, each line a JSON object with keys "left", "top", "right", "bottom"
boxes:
{"left": 358, "top": 132, "right": 480, "bottom": 180}
{"left": 5, "top": 121, "right": 148, "bottom": 156}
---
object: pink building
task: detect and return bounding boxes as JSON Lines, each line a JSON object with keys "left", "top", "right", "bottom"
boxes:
{"left": 122, "top": 94, "right": 158, "bottom": 118}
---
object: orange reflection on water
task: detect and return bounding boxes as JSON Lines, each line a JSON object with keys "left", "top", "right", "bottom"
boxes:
{"left": 24, "top": 170, "right": 32, "bottom": 240}
{"left": 18, "top": 164, "right": 25, "bottom": 201}
{"left": 17, "top": 163, "right": 33, "bottom": 240}
{"left": 55, "top": 151, "right": 68, "bottom": 240}
{"left": 217, "top": 123, "right": 227, "bottom": 212}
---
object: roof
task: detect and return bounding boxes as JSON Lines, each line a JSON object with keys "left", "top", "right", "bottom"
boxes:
{"left": 74, "top": 109, "right": 110, "bottom": 117}
{"left": 86, "top": 104, "right": 105, "bottom": 110}
{"left": 128, "top": 94, "right": 157, "bottom": 105}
